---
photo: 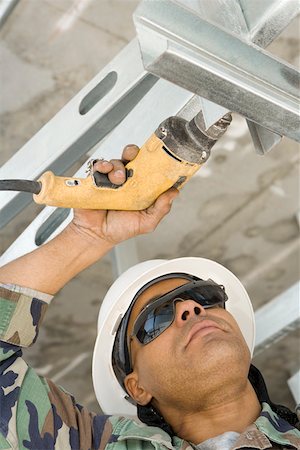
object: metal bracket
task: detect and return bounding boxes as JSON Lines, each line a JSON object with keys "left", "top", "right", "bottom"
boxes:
{"left": 134, "top": 0, "right": 300, "bottom": 146}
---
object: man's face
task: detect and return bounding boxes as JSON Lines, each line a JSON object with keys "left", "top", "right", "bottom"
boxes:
{"left": 124, "top": 277, "right": 251, "bottom": 412}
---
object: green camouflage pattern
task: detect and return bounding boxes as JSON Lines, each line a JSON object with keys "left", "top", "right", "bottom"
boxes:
{"left": 1, "top": 284, "right": 299, "bottom": 450}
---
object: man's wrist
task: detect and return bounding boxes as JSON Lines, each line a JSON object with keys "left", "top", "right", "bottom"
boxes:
{"left": 66, "top": 221, "right": 115, "bottom": 254}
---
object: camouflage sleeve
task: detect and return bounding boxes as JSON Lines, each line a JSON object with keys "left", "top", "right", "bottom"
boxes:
{"left": 0, "top": 284, "right": 115, "bottom": 450}
{"left": 0, "top": 283, "right": 51, "bottom": 347}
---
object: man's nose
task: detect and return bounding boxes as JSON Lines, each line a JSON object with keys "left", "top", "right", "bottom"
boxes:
{"left": 174, "top": 300, "right": 206, "bottom": 327}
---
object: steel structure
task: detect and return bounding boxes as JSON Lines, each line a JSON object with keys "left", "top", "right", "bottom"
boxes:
{"left": 134, "top": 0, "right": 300, "bottom": 148}
{"left": 0, "top": 0, "right": 299, "bottom": 402}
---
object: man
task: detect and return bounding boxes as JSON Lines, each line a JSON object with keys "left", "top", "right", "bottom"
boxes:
{"left": 0, "top": 145, "right": 299, "bottom": 450}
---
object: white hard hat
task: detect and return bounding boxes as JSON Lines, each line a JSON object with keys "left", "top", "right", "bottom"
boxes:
{"left": 92, "top": 257, "right": 255, "bottom": 416}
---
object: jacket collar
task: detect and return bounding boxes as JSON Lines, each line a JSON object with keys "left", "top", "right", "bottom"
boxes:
{"left": 115, "top": 402, "right": 300, "bottom": 450}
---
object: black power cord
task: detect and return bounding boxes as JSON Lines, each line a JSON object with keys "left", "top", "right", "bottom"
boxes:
{"left": 0, "top": 179, "right": 41, "bottom": 194}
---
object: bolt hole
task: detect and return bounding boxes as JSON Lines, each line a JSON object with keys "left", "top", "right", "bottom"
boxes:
{"left": 79, "top": 71, "right": 117, "bottom": 115}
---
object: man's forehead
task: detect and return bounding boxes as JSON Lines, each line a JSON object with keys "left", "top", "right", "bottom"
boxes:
{"left": 130, "top": 278, "right": 190, "bottom": 318}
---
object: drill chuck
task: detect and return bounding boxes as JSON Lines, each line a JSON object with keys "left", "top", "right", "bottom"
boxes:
{"left": 155, "top": 112, "right": 232, "bottom": 165}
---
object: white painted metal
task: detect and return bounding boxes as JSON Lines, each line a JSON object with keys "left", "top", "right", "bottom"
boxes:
{"left": 111, "top": 240, "right": 140, "bottom": 278}
{"left": 254, "top": 281, "right": 300, "bottom": 402}
{"left": 254, "top": 282, "right": 300, "bottom": 354}
{"left": 288, "top": 370, "right": 300, "bottom": 404}
{"left": 297, "top": 210, "right": 300, "bottom": 230}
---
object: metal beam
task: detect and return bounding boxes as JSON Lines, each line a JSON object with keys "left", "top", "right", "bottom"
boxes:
{"left": 177, "top": 0, "right": 299, "bottom": 47}
{"left": 182, "top": 0, "right": 292, "bottom": 154}
{"left": 254, "top": 282, "right": 300, "bottom": 355}
{"left": 238, "top": 0, "right": 300, "bottom": 47}
{"left": 134, "top": 0, "right": 300, "bottom": 142}
{"left": 111, "top": 240, "right": 140, "bottom": 279}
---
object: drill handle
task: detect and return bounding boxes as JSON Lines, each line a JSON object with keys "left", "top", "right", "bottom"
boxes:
{"left": 33, "top": 134, "right": 201, "bottom": 210}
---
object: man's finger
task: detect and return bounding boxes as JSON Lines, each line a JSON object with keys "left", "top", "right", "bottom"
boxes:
{"left": 122, "top": 144, "right": 139, "bottom": 162}
{"left": 93, "top": 160, "right": 113, "bottom": 174}
{"left": 152, "top": 188, "right": 179, "bottom": 210}
{"left": 142, "top": 188, "right": 179, "bottom": 232}
{"left": 108, "top": 159, "right": 126, "bottom": 185}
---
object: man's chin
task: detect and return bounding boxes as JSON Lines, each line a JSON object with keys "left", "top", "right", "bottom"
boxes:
{"left": 186, "top": 335, "right": 249, "bottom": 374}
{"left": 186, "top": 328, "right": 239, "bottom": 355}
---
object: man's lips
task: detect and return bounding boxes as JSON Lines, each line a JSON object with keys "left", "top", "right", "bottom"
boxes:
{"left": 185, "top": 320, "right": 223, "bottom": 346}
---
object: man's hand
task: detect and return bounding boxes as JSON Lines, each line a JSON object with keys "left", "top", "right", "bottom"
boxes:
{"left": 0, "top": 145, "right": 178, "bottom": 293}
{"left": 70, "top": 144, "right": 179, "bottom": 245}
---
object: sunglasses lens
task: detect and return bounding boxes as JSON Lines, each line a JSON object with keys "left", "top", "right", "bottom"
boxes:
{"left": 181, "top": 285, "right": 226, "bottom": 307}
{"left": 136, "top": 301, "right": 174, "bottom": 344}
{"left": 134, "top": 282, "right": 227, "bottom": 345}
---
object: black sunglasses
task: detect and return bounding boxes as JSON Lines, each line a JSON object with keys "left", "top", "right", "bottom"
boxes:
{"left": 112, "top": 273, "right": 228, "bottom": 391}
{"left": 131, "top": 279, "right": 228, "bottom": 346}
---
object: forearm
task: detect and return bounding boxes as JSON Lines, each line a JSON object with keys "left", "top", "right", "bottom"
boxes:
{"left": 0, "top": 222, "right": 114, "bottom": 295}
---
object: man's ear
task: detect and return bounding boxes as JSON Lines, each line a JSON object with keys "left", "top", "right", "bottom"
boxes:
{"left": 124, "top": 371, "right": 152, "bottom": 406}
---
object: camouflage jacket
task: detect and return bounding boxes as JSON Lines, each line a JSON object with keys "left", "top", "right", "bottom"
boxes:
{"left": 0, "top": 283, "right": 299, "bottom": 450}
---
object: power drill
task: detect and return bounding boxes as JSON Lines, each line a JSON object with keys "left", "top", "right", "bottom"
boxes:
{"left": 0, "top": 112, "right": 232, "bottom": 210}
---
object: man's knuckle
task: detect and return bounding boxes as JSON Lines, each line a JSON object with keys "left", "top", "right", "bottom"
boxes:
{"left": 143, "top": 222, "right": 155, "bottom": 234}
{"left": 161, "top": 204, "right": 171, "bottom": 215}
